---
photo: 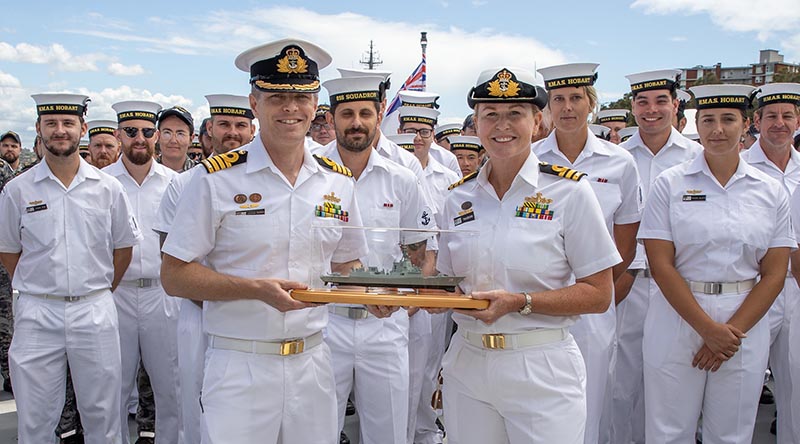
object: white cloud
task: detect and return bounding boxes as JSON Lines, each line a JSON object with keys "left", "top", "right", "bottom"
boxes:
{"left": 147, "top": 16, "right": 177, "bottom": 25}
{"left": 0, "top": 42, "right": 105, "bottom": 72}
{"left": 631, "top": 0, "right": 800, "bottom": 34}
{"left": 472, "top": 0, "right": 488, "bottom": 6}
{"left": 107, "top": 62, "right": 146, "bottom": 76}
{"left": 0, "top": 71, "right": 21, "bottom": 88}
{"left": 670, "top": 36, "right": 687, "bottom": 42}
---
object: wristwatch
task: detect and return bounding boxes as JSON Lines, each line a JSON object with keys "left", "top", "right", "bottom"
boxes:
{"left": 518, "top": 292, "right": 532, "bottom": 315}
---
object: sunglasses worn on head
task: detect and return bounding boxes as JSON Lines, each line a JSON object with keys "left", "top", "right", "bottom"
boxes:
{"left": 121, "top": 127, "right": 157, "bottom": 139}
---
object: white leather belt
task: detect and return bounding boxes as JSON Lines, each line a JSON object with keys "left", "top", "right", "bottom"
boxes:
{"left": 119, "top": 278, "right": 160, "bottom": 288}
{"left": 329, "top": 305, "right": 370, "bottom": 320}
{"left": 461, "top": 328, "right": 568, "bottom": 350}
{"left": 27, "top": 288, "right": 107, "bottom": 302}
{"left": 209, "top": 331, "right": 323, "bottom": 356}
{"left": 687, "top": 279, "right": 756, "bottom": 295}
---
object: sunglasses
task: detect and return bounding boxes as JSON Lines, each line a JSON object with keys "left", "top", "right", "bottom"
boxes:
{"left": 121, "top": 127, "right": 157, "bottom": 139}
{"left": 187, "top": 152, "right": 204, "bottom": 160}
{"left": 79, "top": 151, "right": 91, "bottom": 159}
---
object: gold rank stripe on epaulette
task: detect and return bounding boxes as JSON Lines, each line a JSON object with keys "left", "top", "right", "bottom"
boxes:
{"left": 201, "top": 150, "right": 248, "bottom": 173}
{"left": 539, "top": 162, "right": 586, "bottom": 181}
{"left": 313, "top": 154, "right": 353, "bottom": 177}
{"left": 447, "top": 171, "right": 478, "bottom": 190}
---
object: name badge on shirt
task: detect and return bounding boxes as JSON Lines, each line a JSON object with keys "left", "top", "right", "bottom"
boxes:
{"left": 235, "top": 209, "right": 265, "bottom": 216}
{"left": 454, "top": 201, "right": 475, "bottom": 226}
{"left": 25, "top": 203, "right": 47, "bottom": 213}
{"left": 682, "top": 195, "right": 706, "bottom": 202}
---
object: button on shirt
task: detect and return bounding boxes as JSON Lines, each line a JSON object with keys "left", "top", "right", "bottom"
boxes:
{"left": 161, "top": 137, "right": 368, "bottom": 341}
{"left": 638, "top": 154, "right": 794, "bottom": 283}
{"left": 437, "top": 151, "right": 621, "bottom": 333}
{"left": 0, "top": 159, "right": 142, "bottom": 296}
{"left": 621, "top": 126, "right": 702, "bottom": 268}
{"left": 105, "top": 158, "right": 177, "bottom": 279}
{"left": 534, "top": 128, "right": 642, "bottom": 233}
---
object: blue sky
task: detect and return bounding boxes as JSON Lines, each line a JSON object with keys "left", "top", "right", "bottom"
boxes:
{"left": 1, "top": 0, "right": 799, "bottom": 145}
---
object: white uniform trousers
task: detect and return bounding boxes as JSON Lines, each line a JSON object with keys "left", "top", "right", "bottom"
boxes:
{"left": 10, "top": 291, "right": 122, "bottom": 444}
{"left": 610, "top": 274, "right": 655, "bottom": 444}
{"left": 570, "top": 302, "right": 615, "bottom": 444}
{"left": 177, "top": 298, "right": 207, "bottom": 444}
{"left": 643, "top": 290, "right": 769, "bottom": 444}
{"left": 788, "top": 282, "right": 800, "bottom": 441}
{"left": 326, "top": 308, "right": 409, "bottom": 444}
{"left": 408, "top": 310, "right": 447, "bottom": 444}
{"left": 200, "top": 341, "right": 338, "bottom": 444}
{"left": 767, "top": 276, "right": 798, "bottom": 444}
{"left": 114, "top": 284, "right": 181, "bottom": 444}
{"left": 442, "top": 332, "right": 586, "bottom": 444}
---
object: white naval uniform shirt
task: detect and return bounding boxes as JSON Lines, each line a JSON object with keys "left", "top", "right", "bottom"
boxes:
{"left": 437, "top": 151, "right": 622, "bottom": 333}
{"left": 0, "top": 158, "right": 142, "bottom": 296}
{"left": 621, "top": 126, "right": 702, "bottom": 269}
{"left": 430, "top": 142, "right": 462, "bottom": 178}
{"left": 153, "top": 165, "right": 200, "bottom": 235}
{"left": 638, "top": 154, "right": 795, "bottom": 282}
{"left": 161, "top": 137, "right": 368, "bottom": 341}
{"left": 741, "top": 139, "right": 800, "bottom": 197}
{"left": 105, "top": 158, "right": 177, "bottom": 280}
{"left": 421, "top": 156, "right": 459, "bottom": 231}
{"left": 534, "top": 128, "right": 642, "bottom": 233}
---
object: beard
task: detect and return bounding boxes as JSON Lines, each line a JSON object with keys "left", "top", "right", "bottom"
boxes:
{"left": 123, "top": 142, "right": 154, "bottom": 165}
{"left": 93, "top": 153, "right": 115, "bottom": 169}
{"left": 43, "top": 134, "right": 79, "bottom": 158}
{"left": 212, "top": 133, "right": 245, "bottom": 154}
{"left": 1, "top": 151, "right": 18, "bottom": 164}
{"left": 337, "top": 125, "right": 376, "bottom": 153}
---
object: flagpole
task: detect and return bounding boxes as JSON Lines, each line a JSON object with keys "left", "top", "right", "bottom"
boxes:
{"left": 420, "top": 32, "right": 427, "bottom": 92}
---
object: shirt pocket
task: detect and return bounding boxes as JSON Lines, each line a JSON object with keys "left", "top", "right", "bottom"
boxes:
{"left": 79, "top": 207, "right": 111, "bottom": 250}
{"left": 505, "top": 218, "right": 562, "bottom": 273}
{"left": 217, "top": 214, "right": 277, "bottom": 271}
{"left": 20, "top": 211, "right": 56, "bottom": 252}
{"left": 589, "top": 181, "right": 621, "bottom": 226}
{"left": 671, "top": 203, "right": 714, "bottom": 246}
{"left": 737, "top": 202, "right": 775, "bottom": 251}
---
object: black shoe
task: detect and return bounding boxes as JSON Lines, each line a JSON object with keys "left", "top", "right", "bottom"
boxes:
{"left": 340, "top": 431, "right": 351, "bottom": 444}
{"left": 771, "top": 417, "right": 777, "bottom": 435}
{"left": 2, "top": 378, "right": 11, "bottom": 394}
{"left": 760, "top": 386, "right": 775, "bottom": 404}
{"left": 61, "top": 433, "right": 85, "bottom": 444}
{"left": 345, "top": 400, "right": 356, "bottom": 416}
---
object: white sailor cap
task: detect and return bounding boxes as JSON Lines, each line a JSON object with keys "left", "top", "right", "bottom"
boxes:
{"left": 677, "top": 89, "right": 692, "bottom": 104}
{"left": 618, "top": 127, "right": 638, "bottom": 142}
{"left": 386, "top": 133, "right": 417, "bottom": 151}
{"left": 31, "top": 93, "right": 90, "bottom": 117}
{"left": 753, "top": 82, "right": 800, "bottom": 108}
{"left": 87, "top": 119, "right": 117, "bottom": 138}
{"left": 467, "top": 67, "right": 548, "bottom": 109}
{"left": 398, "top": 90, "right": 440, "bottom": 109}
{"left": 398, "top": 106, "right": 440, "bottom": 127}
{"left": 434, "top": 118, "right": 464, "bottom": 140}
{"left": 322, "top": 76, "right": 385, "bottom": 106}
{"left": 234, "top": 38, "right": 331, "bottom": 93}
{"left": 337, "top": 67, "right": 391, "bottom": 81}
{"left": 595, "top": 109, "right": 628, "bottom": 124}
{"left": 447, "top": 135, "right": 482, "bottom": 152}
{"left": 537, "top": 63, "right": 599, "bottom": 90}
{"left": 688, "top": 84, "right": 755, "bottom": 110}
{"left": 112, "top": 100, "right": 162, "bottom": 124}
{"left": 79, "top": 139, "right": 89, "bottom": 149}
{"left": 625, "top": 69, "right": 681, "bottom": 94}
{"left": 589, "top": 124, "right": 610, "bottom": 138}
{"left": 206, "top": 94, "right": 254, "bottom": 119}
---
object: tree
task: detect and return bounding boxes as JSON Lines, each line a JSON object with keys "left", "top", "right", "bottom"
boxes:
{"left": 774, "top": 70, "right": 800, "bottom": 83}
{"left": 691, "top": 72, "right": 721, "bottom": 86}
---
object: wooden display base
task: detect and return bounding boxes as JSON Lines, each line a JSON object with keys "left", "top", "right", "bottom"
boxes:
{"left": 291, "top": 288, "right": 488, "bottom": 309}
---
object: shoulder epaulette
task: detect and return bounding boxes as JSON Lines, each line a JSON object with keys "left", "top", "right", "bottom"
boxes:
{"left": 539, "top": 162, "right": 586, "bottom": 181}
{"left": 313, "top": 154, "right": 352, "bottom": 177}
{"left": 200, "top": 150, "right": 248, "bottom": 174}
{"left": 448, "top": 171, "right": 478, "bottom": 190}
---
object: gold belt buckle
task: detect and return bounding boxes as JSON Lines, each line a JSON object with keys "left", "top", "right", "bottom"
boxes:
{"left": 279, "top": 338, "right": 305, "bottom": 356}
{"left": 481, "top": 334, "right": 506, "bottom": 350}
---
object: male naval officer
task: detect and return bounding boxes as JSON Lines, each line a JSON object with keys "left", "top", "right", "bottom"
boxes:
{"left": 153, "top": 93, "right": 255, "bottom": 444}
{"left": 0, "top": 93, "right": 142, "bottom": 444}
{"left": 86, "top": 120, "right": 120, "bottom": 169}
{"left": 107, "top": 100, "right": 181, "bottom": 444}
{"left": 160, "top": 38, "right": 368, "bottom": 443}
{"left": 319, "top": 74, "right": 431, "bottom": 444}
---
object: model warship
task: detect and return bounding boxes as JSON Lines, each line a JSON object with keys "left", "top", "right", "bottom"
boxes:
{"left": 320, "top": 248, "right": 464, "bottom": 292}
